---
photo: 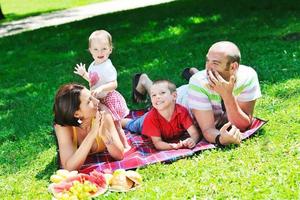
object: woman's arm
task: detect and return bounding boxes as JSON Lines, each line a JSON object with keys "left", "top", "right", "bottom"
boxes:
{"left": 55, "top": 125, "right": 97, "bottom": 170}
{"left": 55, "top": 112, "right": 102, "bottom": 171}
{"left": 99, "top": 112, "right": 124, "bottom": 160}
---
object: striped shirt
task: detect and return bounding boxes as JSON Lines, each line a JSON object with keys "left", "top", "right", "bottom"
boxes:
{"left": 177, "top": 65, "right": 261, "bottom": 121}
{"left": 187, "top": 65, "right": 261, "bottom": 119}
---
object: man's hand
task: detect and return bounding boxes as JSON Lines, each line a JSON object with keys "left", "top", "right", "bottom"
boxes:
{"left": 219, "top": 122, "right": 241, "bottom": 145}
{"left": 182, "top": 138, "right": 196, "bottom": 149}
{"left": 207, "top": 70, "right": 235, "bottom": 97}
{"left": 74, "top": 63, "right": 87, "bottom": 77}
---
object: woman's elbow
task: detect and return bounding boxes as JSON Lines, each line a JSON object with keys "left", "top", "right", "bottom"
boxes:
{"left": 112, "top": 152, "right": 124, "bottom": 161}
{"left": 62, "top": 159, "right": 82, "bottom": 171}
{"left": 62, "top": 163, "right": 80, "bottom": 171}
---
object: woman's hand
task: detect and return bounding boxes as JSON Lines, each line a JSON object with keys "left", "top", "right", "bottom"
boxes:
{"left": 90, "top": 111, "right": 103, "bottom": 137}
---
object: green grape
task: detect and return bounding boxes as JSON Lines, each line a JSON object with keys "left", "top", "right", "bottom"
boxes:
{"left": 60, "top": 180, "right": 95, "bottom": 200}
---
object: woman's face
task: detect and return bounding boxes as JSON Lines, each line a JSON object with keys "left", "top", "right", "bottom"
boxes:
{"left": 77, "top": 88, "right": 99, "bottom": 119}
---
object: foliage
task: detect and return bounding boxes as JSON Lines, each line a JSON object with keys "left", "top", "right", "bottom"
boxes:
{"left": 0, "top": 0, "right": 299, "bottom": 199}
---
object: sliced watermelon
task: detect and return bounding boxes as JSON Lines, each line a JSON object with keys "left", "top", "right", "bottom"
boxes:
{"left": 48, "top": 182, "right": 72, "bottom": 194}
{"left": 48, "top": 172, "right": 108, "bottom": 198}
{"left": 90, "top": 170, "right": 107, "bottom": 188}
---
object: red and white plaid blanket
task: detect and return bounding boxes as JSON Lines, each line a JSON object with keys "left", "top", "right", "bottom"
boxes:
{"left": 79, "top": 109, "right": 267, "bottom": 174}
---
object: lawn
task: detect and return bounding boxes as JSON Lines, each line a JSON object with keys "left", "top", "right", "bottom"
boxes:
{"left": 0, "top": 0, "right": 299, "bottom": 199}
{"left": 0, "top": 0, "right": 108, "bottom": 22}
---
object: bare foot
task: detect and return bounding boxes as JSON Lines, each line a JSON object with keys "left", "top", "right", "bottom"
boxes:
{"left": 132, "top": 73, "right": 153, "bottom": 103}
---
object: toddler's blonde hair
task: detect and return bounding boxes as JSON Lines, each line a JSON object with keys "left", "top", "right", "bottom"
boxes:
{"left": 88, "top": 30, "right": 112, "bottom": 48}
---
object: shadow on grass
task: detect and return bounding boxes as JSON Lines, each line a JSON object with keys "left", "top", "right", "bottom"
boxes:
{"left": 216, "top": 128, "right": 267, "bottom": 153}
{"left": 35, "top": 155, "right": 58, "bottom": 181}
{"left": 0, "top": 8, "right": 71, "bottom": 24}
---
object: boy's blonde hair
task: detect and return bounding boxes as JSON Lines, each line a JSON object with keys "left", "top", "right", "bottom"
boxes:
{"left": 152, "top": 80, "right": 177, "bottom": 93}
{"left": 88, "top": 30, "right": 113, "bottom": 48}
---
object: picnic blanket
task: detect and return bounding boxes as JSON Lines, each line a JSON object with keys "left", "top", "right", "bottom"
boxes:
{"left": 79, "top": 109, "right": 267, "bottom": 174}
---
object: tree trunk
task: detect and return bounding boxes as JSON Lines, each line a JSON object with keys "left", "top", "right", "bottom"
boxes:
{"left": 0, "top": 5, "right": 5, "bottom": 20}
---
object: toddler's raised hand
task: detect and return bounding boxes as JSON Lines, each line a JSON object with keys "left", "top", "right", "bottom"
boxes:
{"left": 74, "top": 63, "right": 87, "bottom": 77}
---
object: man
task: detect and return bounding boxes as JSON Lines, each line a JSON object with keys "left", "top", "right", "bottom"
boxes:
{"left": 132, "top": 41, "right": 261, "bottom": 147}
{"left": 181, "top": 41, "right": 261, "bottom": 146}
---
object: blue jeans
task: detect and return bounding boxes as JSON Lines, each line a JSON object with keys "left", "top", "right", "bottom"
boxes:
{"left": 125, "top": 113, "right": 148, "bottom": 133}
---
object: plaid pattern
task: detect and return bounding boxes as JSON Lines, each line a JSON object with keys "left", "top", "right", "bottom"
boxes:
{"left": 100, "top": 90, "right": 129, "bottom": 121}
{"left": 79, "top": 110, "right": 267, "bottom": 174}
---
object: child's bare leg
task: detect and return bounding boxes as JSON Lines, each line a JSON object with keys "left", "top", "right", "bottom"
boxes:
{"left": 190, "top": 67, "right": 199, "bottom": 75}
{"left": 136, "top": 74, "right": 153, "bottom": 96}
{"left": 114, "top": 120, "right": 131, "bottom": 151}
{"left": 121, "top": 118, "right": 132, "bottom": 129}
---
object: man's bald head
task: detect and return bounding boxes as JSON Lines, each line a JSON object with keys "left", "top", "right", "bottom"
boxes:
{"left": 209, "top": 41, "right": 241, "bottom": 65}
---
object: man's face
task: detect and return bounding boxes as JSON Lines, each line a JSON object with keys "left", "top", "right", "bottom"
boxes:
{"left": 205, "top": 50, "right": 231, "bottom": 81}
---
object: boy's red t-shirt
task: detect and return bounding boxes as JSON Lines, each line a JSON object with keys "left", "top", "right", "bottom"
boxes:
{"left": 142, "top": 104, "right": 193, "bottom": 142}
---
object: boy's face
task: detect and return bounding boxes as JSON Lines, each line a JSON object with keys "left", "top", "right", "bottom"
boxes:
{"left": 150, "top": 83, "right": 176, "bottom": 111}
{"left": 89, "top": 37, "right": 112, "bottom": 64}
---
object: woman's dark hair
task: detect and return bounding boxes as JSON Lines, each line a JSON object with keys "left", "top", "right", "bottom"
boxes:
{"left": 53, "top": 83, "right": 85, "bottom": 126}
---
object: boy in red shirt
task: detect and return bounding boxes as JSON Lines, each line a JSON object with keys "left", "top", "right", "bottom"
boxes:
{"left": 124, "top": 80, "right": 200, "bottom": 150}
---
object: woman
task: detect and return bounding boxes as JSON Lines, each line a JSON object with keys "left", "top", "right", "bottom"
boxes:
{"left": 53, "top": 83, "right": 125, "bottom": 171}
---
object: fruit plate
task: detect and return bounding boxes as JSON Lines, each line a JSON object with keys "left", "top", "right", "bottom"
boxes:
{"left": 109, "top": 184, "right": 141, "bottom": 192}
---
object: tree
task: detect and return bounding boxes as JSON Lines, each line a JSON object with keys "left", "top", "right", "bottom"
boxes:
{"left": 0, "top": 5, "right": 5, "bottom": 20}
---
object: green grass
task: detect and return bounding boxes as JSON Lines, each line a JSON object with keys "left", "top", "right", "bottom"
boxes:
{"left": 0, "top": 0, "right": 108, "bottom": 22}
{"left": 0, "top": 0, "right": 300, "bottom": 199}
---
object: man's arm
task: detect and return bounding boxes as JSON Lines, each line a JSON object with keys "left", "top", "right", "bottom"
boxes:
{"left": 208, "top": 71, "right": 256, "bottom": 131}
{"left": 192, "top": 109, "right": 241, "bottom": 145}
{"left": 192, "top": 109, "right": 219, "bottom": 143}
{"left": 222, "top": 95, "right": 256, "bottom": 131}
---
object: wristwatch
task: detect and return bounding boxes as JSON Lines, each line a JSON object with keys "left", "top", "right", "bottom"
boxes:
{"left": 215, "top": 134, "right": 225, "bottom": 148}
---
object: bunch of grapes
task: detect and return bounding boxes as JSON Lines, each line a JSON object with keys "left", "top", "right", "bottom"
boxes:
{"left": 55, "top": 180, "right": 98, "bottom": 200}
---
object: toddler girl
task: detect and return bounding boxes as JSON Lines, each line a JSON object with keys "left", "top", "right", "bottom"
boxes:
{"left": 74, "top": 30, "right": 130, "bottom": 151}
